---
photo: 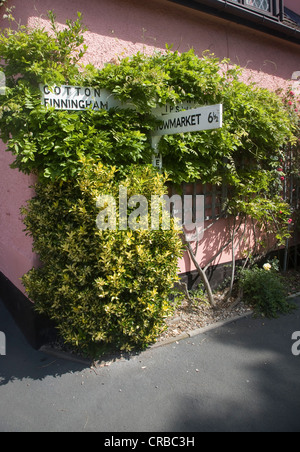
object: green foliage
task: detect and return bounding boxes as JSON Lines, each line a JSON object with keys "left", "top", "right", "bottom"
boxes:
{"left": 0, "top": 20, "right": 296, "bottom": 241}
{"left": 0, "top": 22, "right": 296, "bottom": 186}
{"left": 22, "top": 163, "right": 183, "bottom": 354}
{"left": 0, "top": 10, "right": 86, "bottom": 86}
{"left": 97, "top": 50, "right": 297, "bottom": 186}
{"left": 5, "top": 106, "right": 153, "bottom": 180}
{"left": 239, "top": 262, "right": 295, "bottom": 318}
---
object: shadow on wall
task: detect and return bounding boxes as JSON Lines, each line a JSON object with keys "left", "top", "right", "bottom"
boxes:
{"left": 7, "top": 0, "right": 300, "bottom": 80}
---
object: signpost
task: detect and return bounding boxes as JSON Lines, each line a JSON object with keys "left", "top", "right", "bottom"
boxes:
{"left": 39, "top": 85, "right": 223, "bottom": 170}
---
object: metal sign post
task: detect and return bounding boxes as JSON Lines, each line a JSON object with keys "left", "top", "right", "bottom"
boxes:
{"left": 39, "top": 85, "right": 223, "bottom": 170}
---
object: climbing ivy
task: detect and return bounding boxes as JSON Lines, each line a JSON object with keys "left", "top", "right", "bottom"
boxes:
{"left": 0, "top": 16, "right": 297, "bottom": 239}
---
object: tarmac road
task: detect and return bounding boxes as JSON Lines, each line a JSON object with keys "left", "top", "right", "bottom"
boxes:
{"left": 0, "top": 297, "right": 300, "bottom": 432}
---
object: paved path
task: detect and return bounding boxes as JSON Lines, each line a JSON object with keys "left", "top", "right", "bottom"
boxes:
{"left": 1, "top": 297, "right": 300, "bottom": 432}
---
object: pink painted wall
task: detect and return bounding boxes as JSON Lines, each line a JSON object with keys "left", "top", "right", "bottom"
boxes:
{"left": 7, "top": 0, "right": 300, "bottom": 82}
{"left": 0, "top": 143, "right": 39, "bottom": 292}
{"left": 178, "top": 217, "right": 271, "bottom": 274}
{"left": 285, "top": 0, "right": 300, "bottom": 16}
{"left": 1, "top": 0, "right": 300, "bottom": 292}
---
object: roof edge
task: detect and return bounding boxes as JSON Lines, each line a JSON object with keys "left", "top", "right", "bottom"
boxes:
{"left": 168, "top": 0, "right": 300, "bottom": 45}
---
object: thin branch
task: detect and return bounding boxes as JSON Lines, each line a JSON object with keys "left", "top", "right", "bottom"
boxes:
{"left": 183, "top": 230, "right": 216, "bottom": 308}
{"left": 177, "top": 281, "right": 192, "bottom": 303}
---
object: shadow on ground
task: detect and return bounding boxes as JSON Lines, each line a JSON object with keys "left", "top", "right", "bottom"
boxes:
{"left": 0, "top": 299, "right": 90, "bottom": 386}
{"left": 168, "top": 299, "right": 300, "bottom": 432}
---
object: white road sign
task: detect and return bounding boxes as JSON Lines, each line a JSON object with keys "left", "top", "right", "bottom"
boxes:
{"left": 153, "top": 104, "right": 223, "bottom": 136}
{"left": 40, "top": 85, "right": 223, "bottom": 136}
{"left": 40, "top": 84, "right": 128, "bottom": 111}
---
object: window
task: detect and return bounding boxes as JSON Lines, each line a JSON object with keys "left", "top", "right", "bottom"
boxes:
{"left": 229, "top": 0, "right": 281, "bottom": 17}
{"left": 245, "top": 0, "right": 270, "bottom": 12}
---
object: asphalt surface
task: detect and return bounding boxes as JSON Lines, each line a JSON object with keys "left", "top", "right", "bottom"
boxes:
{"left": 1, "top": 296, "right": 300, "bottom": 432}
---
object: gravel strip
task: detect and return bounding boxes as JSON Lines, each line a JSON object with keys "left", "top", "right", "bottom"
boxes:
{"left": 156, "top": 298, "right": 252, "bottom": 344}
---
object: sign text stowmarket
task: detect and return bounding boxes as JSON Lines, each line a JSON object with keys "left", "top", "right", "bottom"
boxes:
{"left": 153, "top": 104, "right": 223, "bottom": 136}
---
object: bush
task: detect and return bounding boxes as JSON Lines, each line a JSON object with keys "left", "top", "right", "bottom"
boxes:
{"left": 239, "top": 264, "right": 295, "bottom": 318}
{"left": 21, "top": 163, "right": 183, "bottom": 354}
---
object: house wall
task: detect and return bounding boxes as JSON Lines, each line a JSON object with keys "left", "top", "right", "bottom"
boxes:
{"left": 0, "top": 143, "right": 38, "bottom": 292}
{"left": 1, "top": 0, "right": 300, "bottom": 294}
{"left": 285, "top": 0, "right": 300, "bottom": 16}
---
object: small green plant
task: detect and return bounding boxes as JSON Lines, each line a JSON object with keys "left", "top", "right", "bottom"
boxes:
{"left": 188, "top": 287, "right": 207, "bottom": 307}
{"left": 239, "top": 260, "right": 295, "bottom": 318}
